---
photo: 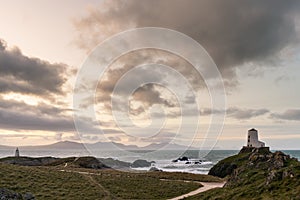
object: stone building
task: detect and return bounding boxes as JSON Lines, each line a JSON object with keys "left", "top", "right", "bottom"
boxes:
{"left": 247, "top": 128, "right": 265, "bottom": 148}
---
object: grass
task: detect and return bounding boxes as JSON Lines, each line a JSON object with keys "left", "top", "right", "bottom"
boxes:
{"left": 0, "top": 163, "right": 104, "bottom": 199}
{"left": 91, "top": 171, "right": 201, "bottom": 199}
{"left": 0, "top": 163, "right": 221, "bottom": 199}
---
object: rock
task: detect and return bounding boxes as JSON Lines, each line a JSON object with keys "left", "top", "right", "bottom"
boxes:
{"left": 98, "top": 158, "right": 131, "bottom": 169}
{"left": 74, "top": 157, "right": 109, "bottom": 169}
{"left": 0, "top": 157, "right": 58, "bottom": 166}
{"left": 282, "top": 170, "right": 294, "bottom": 179}
{"left": 0, "top": 188, "right": 35, "bottom": 200}
{"left": 266, "top": 170, "right": 282, "bottom": 185}
{"left": 209, "top": 162, "right": 237, "bottom": 178}
{"left": 23, "top": 193, "right": 35, "bottom": 200}
{"left": 131, "top": 159, "right": 155, "bottom": 168}
{"left": 0, "top": 156, "right": 110, "bottom": 170}
{"left": 239, "top": 146, "right": 271, "bottom": 155}
{"left": 178, "top": 156, "right": 189, "bottom": 161}
{"left": 149, "top": 167, "right": 162, "bottom": 172}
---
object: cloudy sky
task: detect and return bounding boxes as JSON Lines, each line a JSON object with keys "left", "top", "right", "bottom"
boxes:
{"left": 0, "top": 0, "right": 300, "bottom": 149}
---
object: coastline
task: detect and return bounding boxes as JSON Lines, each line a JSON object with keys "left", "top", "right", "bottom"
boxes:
{"left": 1, "top": 147, "right": 300, "bottom": 199}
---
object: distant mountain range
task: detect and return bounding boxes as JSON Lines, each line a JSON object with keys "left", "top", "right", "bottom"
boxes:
{"left": 0, "top": 141, "right": 196, "bottom": 151}
{"left": 0, "top": 144, "right": 13, "bottom": 149}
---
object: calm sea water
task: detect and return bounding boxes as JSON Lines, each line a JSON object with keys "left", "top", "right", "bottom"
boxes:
{"left": 0, "top": 148, "right": 299, "bottom": 174}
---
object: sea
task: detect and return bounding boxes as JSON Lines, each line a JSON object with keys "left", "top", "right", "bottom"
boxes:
{"left": 0, "top": 149, "right": 299, "bottom": 174}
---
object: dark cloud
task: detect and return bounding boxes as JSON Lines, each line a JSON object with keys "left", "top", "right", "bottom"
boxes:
{"left": 271, "top": 109, "right": 300, "bottom": 121}
{"left": 92, "top": 49, "right": 196, "bottom": 115}
{"left": 0, "top": 39, "right": 68, "bottom": 96}
{"left": 0, "top": 98, "right": 119, "bottom": 135}
{"left": 0, "top": 108, "right": 75, "bottom": 132}
{"left": 0, "top": 98, "right": 69, "bottom": 117}
{"left": 131, "top": 84, "right": 176, "bottom": 108}
{"left": 74, "top": 0, "right": 300, "bottom": 118}
{"left": 75, "top": 0, "right": 300, "bottom": 80}
{"left": 0, "top": 104, "right": 122, "bottom": 134}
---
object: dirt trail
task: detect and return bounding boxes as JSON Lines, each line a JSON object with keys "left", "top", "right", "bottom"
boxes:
{"left": 60, "top": 169, "right": 224, "bottom": 200}
{"left": 60, "top": 169, "right": 120, "bottom": 200}
{"left": 168, "top": 181, "right": 226, "bottom": 200}
{"left": 83, "top": 174, "right": 112, "bottom": 200}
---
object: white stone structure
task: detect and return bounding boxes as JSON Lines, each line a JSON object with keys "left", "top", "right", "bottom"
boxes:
{"left": 15, "top": 147, "right": 20, "bottom": 157}
{"left": 247, "top": 128, "right": 265, "bottom": 148}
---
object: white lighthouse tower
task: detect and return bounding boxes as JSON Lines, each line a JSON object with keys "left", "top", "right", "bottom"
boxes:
{"left": 247, "top": 128, "right": 265, "bottom": 148}
{"left": 15, "top": 147, "right": 20, "bottom": 157}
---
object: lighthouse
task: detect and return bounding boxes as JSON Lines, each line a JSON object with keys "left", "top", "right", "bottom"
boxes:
{"left": 247, "top": 128, "right": 265, "bottom": 148}
{"left": 15, "top": 148, "right": 20, "bottom": 157}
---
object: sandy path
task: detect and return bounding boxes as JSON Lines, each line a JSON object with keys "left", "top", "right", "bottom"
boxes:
{"left": 168, "top": 181, "right": 226, "bottom": 200}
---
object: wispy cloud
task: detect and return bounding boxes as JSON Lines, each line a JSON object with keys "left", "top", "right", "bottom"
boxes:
{"left": 271, "top": 109, "right": 300, "bottom": 121}
{"left": 227, "top": 107, "right": 270, "bottom": 120}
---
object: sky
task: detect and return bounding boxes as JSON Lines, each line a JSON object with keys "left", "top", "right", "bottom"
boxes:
{"left": 0, "top": 0, "right": 300, "bottom": 150}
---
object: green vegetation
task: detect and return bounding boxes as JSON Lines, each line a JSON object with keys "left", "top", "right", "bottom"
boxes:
{"left": 91, "top": 171, "right": 201, "bottom": 199}
{"left": 0, "top": 163, "right": 104, "bottom": 199}
{"left": 7, "top": 149, "right": 299, "bottom": 200}
{"left": 186, "top": 148, "right": 300, "bottom": 200}
{"left": 0, "top": 162, "right": 222, "bottom": 199}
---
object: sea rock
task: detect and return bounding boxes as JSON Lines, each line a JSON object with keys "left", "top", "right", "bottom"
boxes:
{"left": 131, "top": 159, "right": 155, "bottom": 168}
{"left": 149, "top": 167, "right": 162, "bottom": 172}
{"left": 172, "top": 156, "right": 189, "bottom": 162}
{"left": 98, "top": 158, "right": 131, "bottom": 169}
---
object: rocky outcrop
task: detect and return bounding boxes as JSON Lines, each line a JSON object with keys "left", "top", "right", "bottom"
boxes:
{"left": 0, "top": 188, "right": 35, "bottom": 200}
{"left": 0, "top": 156, "right": 110, "bottom": 169}
{"left": 98, "top": 158, "right": 131, "bottom": 169}
{"left": 208, "top": 161, "right": 237, "bottom": 178}
{"left": 209, "top": 147, "right": 299, "bottom": 187}
{"left": 130, "top": 159, "right": 155, "bottom": 168}
{"left": 239, "top": 146, "right": 270, "bottom": 154}
{"left": 0, "top": 157, "right": 58, "bottom": 166}
{"left": 172, "top": 156, "right": 189, "bottom": 162}
{"left": 149, "top": 167, "right": 162, "bottom": 172}
{"left": 73, "top": 157, "right": 109, "bottom": 169}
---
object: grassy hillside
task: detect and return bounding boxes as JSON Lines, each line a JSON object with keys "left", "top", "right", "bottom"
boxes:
{"left": 186, "top": 148, "right": 300, "bottom": 200}
{"left": 0, "top": 162, "right": 221, "bottom": 199}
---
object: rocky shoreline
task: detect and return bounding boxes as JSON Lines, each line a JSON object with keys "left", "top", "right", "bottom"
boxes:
{"left": 186, "top": 147, "right": 300, "bottom": 199}
{"left": 0, "top": 156, "right": 155, "bottom": 170}
{"left": 1, "top": 148, "right": 299, "bottom": 199}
